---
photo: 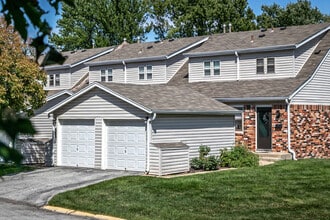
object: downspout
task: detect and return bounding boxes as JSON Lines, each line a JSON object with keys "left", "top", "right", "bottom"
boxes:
{"left": 235, "top": 51, "right": 240, "bottom": 80}
{"left": 285, "top": 98, "right": 297, "bottom": 160}
{"left": 122, "top": 60, "right": 127, "bottom": 83}
{"left": 146, "top": 113, "right": 157, "bottom": 174}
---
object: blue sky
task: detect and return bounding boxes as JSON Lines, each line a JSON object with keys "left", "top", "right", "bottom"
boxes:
{"left": 28, "top": 0, "right": 330, "bottom": 41}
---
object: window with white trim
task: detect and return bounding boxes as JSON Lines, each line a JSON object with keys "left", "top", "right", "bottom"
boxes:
{"left": 139, "top": 65, "right": 153, "bottom": 80}
{"left": 233, "top": 106, "right": 244, "bottom": 132}
{"left": 49, "top": 74, "right": 60, "bottom": 87}
{"left": 204, "top": 60, "right": 220, "bottom": 76}
{"left": 101, "top": 69, "right": 113, "bottom": 82}
{"left": 256, "top": 57, "right": 275, "bottom": 74}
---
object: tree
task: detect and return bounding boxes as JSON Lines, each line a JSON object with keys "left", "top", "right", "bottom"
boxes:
{"left": 50, "top": 0, "right": 150, "bottom": 51}
{"left": 257, "top": 0, "right": 329, "bottom": 28}
{"left": 0, "top": 0, "right": 74, "bottom": 62}
{"left": 0, "top": 19, "right": 46, "bottom": 163}
{"left": 151, "top": 0, "right": 256, "bottom": 39}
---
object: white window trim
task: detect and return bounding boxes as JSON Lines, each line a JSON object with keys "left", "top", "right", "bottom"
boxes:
{"left": 204, "top": 60, "right": 220, "bottom": 77}
{"left": 100, "top": 69, "right": 113, "bottom": 82}
{"left": 49, "top": 73, "right": 60, "bottom": 87}
{"left": 139, "top": 65, "right": 153, "bottom": 80}
{"left": 256, "top": 57, "right": 275, "bottom": 74}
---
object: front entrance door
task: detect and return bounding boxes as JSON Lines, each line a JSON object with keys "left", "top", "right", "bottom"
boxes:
{"left": 257, "top": 107, "right": 272, "bottom": 151}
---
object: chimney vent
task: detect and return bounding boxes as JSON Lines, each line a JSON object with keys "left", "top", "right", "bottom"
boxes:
{"left": 137, "top": 36, "right": 141, "bottom": 43}
{"left": 228, "top": 23, "right": 232, "bottom": 33}
{"left": 123, "top": 38, "right": 127, "bottom": 43}
{"left": 223, "top": 24, "right": 226, "bottom": 33}
{"left": 250, "top": 35, "right": 254, "bottom": 43}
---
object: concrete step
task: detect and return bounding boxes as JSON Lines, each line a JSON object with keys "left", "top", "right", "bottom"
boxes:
{"left": 256, "top": 152, "right": 292, "bottom": 161}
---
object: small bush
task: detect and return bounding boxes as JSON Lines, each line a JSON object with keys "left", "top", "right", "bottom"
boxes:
{"left": 220, "top": 146, "right": 259, "bottom": 168}
{"left": 191, "top": 145, "right": 220, "bottom": 171}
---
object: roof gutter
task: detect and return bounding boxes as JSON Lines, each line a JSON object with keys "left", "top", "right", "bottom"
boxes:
{"left": 71, "top": 47, "right": 114, "bottom": 68}
{"left": 285, "top": 98, "right": 296, "bottom": 160}
{"left": 216, "top": 97, "right": 288, "bottom": 102}
{"left": 296, "top": 25, "right": 330, "bottom": 48}
{"left": 86, "top": 55, "right": 167, "bottom": 66}
{"left": 184, "top": 45, "right": 296, "bottom": 58}
{"left": 153, "top": 110, "right": 239, "bottom": 115}
{"left": 43, "top": 64, "right": 71, "bottom": 71}
{"left": 166, "top": 37, "right": 209, "bottom": 59}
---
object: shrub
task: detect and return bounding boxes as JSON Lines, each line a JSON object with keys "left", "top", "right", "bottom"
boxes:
{"left": 220, "top": 146, "right": 259, "bottom": 168}
{"left": 191, "top": 145, "right": 220, "bottom": 171}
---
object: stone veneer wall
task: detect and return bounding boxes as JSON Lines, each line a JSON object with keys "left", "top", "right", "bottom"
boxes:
{"left": 290, "top": 104, "right": 330, "bottom": 158}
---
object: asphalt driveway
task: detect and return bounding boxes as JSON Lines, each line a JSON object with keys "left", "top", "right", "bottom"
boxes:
{"left": 0, "top": 167, "right": 140, "bottom": 207}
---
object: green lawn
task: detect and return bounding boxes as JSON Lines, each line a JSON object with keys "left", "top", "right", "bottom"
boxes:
{"left": 0, "top": 164, "right": 34, "bottom": 176}
{"left": 49, "top": 159, "right": 330, "bottom": 220}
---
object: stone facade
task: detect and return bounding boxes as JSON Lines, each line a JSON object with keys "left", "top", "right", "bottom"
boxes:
{"left": 290, "top": 104, "right": 330, "bottom": 158}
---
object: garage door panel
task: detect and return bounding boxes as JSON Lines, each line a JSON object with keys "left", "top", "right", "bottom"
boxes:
{"left": 60, "top": 119, "right": 95, "bottom": 168}
{"left": 106, "top": 120, "right": 146, "bottom": 171}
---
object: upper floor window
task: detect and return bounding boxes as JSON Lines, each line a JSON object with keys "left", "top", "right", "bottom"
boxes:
{"left": 139, "top": 65, "right": 152, "bottom": 80}
{"left": 49, "top": 74, "right": 60, "bottom": 87}
{"left": 204, "top": 60, "right": 220, "bottom": 76}
{"left": 101, "top": 69, "right": 113, "bottom": 82}
{"left": 256, "top": 58, "right": 275, "bottom": 74}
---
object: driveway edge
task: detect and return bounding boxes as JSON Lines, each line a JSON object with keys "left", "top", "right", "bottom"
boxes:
{"left": 43, "top": 205, "right": 124, "bottom": 220}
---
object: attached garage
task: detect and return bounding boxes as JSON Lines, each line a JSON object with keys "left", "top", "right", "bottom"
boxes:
{"left": 106, "top": 120, "right": 146, "bottom": 171}
{"left": 59, "top": 119, "right": 95, "bottom": 168}
{"left": 48, "top": 82, "right": 238, "bottom": 174}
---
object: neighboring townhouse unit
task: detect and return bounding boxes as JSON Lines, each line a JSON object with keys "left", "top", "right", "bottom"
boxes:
{"left": 86, "top": 37, "right": 208, "bottom": 84}
{"left": 170, "top": 22, "right": 330, "bottom": 159}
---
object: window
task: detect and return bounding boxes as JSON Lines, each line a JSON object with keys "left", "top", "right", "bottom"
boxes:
{"left": 267, "top": 58, "right": 275, "bottom": 73}
{"left": 101, "top": 69, "right": 113, "bottom": 82}
{"left": 256, "top": 58, "right": 264, "bottom": 74}
{"left": 146, "top": 65, "right": 152, "bottom": 79}
{"left": 234, "top": 106, "right": 244, "bottom": 132}
{"left": 49, "top": 74, "right": 60, "bottom": 87}
{"left": 139, "top": 66, "right": 144, "bottom": 80}
{"left": 139, "top": 66, "right": 153, "bottom": 80}
{"left": 213, "top": 61, "right": 220, "bottom": 75}
{"left": 204, "top": 61, "right": 211, "bottom": 76}
{"left": 107, "top": 69, "right": 113, "bottom": 81}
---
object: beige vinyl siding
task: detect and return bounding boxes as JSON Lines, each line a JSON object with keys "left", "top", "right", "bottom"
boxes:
{"left": 31, "top": 94, "right": 71, "bottom": 140}
{"left": 126, "top": 61, "right": 166, "bottom": 84}
{"left": 149, "top": 144, "right": 190, "bottom": 176}
{"left": 54, "top": 88, "right": 147, "bottom": 119}
{"left": 45, "top": 69, "right": 71, "bottom": 90}
{"left": 151, "top": 115, "right": 235, "bottom": 159}
{"left": 89, "top": 64, "right": 124, "bottom": 83}
{"left": 71, "top": 65, "right": 89, "bottom": 86}
{"left": 295, "top": 36, "right": 320, "bottom": 75}
{"left": 239, "top": 50, "right": 294, "bottom": 80}
{"left": 166, "top": 54, "right": 188, "bottom": 81}
{"left": 189, "top": 55, "right": 237, "bottom": 82}
{"left": 94, "top": 118, "right": 102, "bottom": 168}
{"left": 292, "top": 50, "right": 330, "bottom": 104}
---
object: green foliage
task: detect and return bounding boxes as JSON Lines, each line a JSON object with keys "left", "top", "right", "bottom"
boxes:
{"left": 220, "top": 146, "right": 259, "bottom": 168}
{"left": 257, "top": 0, "right": 329, "bottom": 28}
{"left": 51, "top": 0, "right": 150, "bottom": 51}
{"left": 191, "top": 145, "right": 219, "bottom": 171}
{"left": 0, "top": 164, "right": 34, "bottom": 177}
{"left": 0, "top": 108, "right": 36, "bottom": 164}
{"left": 0, "top": 0, "right": 73, "bottom": 62}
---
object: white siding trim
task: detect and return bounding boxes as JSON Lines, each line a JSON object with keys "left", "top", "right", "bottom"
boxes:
{"left": 290, "top": 49, "right": 330, "bottom": 100}
{"left": 101, "top": 119, "right": 107, "bottom": 169}
{"left": 56, "top": 118, "right": 62, "bottom": 166}
{"left": 296, "top": 26, "right": 330, "bottom": 48}
{"left": 47, "top": 90, "right": 73, "bottom": 101}
{"left": 167, "top": 37, "right": 209, "bottom": 59}
{"left": 71, "top": 48, "right": 114, "bottom": 68}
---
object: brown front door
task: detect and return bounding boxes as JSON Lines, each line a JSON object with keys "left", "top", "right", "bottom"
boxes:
{"left": 257, "top": 107, "right": 272, "bottom": 151}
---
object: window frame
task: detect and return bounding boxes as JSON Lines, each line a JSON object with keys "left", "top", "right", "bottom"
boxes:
{"left": 139, "top": 66, "right": 145, "bottom": 80}
{"left": 267, "top": 57, "right": 275, "bottom": 74}
{"left": 256, "top": 58, "right": 264, "bottom": 74}
{"left": 146, "top": 65, "right": 152, "bottom": 80}
{"left": 213, "top": 60, "right": 220, "bottom": 76}
{"left": 49, "top": 74, "right": 54, "bottom": 86}
{"left": 204, "top": 61, "right": 211, "bottom": 76}
{"left": 55, "top": 74, "right": 60, "bottom": 86}
{"left": 101, "top": 69, "right": 106, "bottom": 82}
{"left": 49, "top": 74, "right": 60, "bottom": 87}
{"left": 107, "top": 69, "right": 113, "bottom": 82}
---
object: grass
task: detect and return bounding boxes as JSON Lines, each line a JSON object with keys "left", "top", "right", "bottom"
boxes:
{"left": 0, "top": 164, "right": 34, "bottom": 177}
{"left": 49, "top": 159, "right": 330, "bottom": 220}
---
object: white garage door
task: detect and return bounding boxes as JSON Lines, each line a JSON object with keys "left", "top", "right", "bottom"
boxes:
{"left": 60, "top": 119, "right": 95, "bottom": 168}
{"left": 106, "top": 120, "right": 146, "bottom": 171}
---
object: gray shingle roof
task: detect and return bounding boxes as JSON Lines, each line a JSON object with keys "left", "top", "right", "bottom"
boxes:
{"left": 186, "top": 23, "right": 330, "bottom": 55}
{"left": 89, "top": 36, "right": 207, "bottom": 64}
{"left": 40, "top": 46, "right": 114, "bottom": 68}
{"left": 169, "top": 29, "right": 330, "bottom": 100}
{"left": 99, "top": 82, "right": 237, "bottom": 113}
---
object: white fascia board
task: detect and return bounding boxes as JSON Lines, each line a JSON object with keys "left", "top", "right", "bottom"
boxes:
{"left": 43, "top": 65, "right": 70, "bottom": 71}
{"left": 296, "top": 26, "right": 330, "bottom": 49}
{"left": 166, "top": 37, "right": 209, "bottom": 59}
{"left": 46, "top": 90, "right": 74, "bottom": 101}
{"left": 46, "top": 82, "right": 152, "bottom": 115}
{"left": 71, "top": 47, "right": 114, "bottom": 68}
{"left": 86, "top": 56, "right": 167, "bottom": 66}
{"left": 216, "top": 97, "right": 288, "bottom": 102}
{"left": 153, "top": 109, "right": 239, "bottom": 115}
{"left": 289, "top": 49, "right": 330, "bottom": 100}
